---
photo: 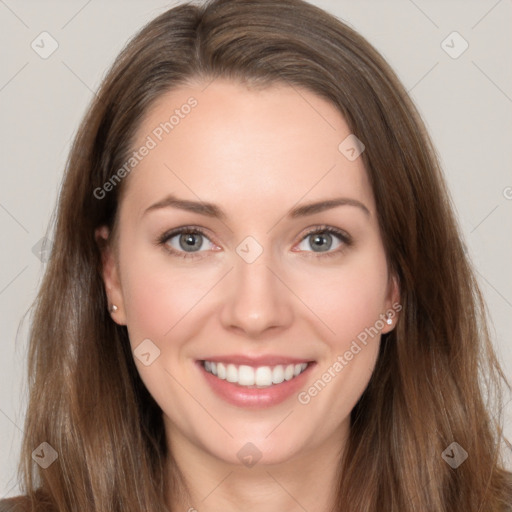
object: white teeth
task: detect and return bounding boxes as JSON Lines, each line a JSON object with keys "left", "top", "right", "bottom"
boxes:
{"left": 238, "top": 365, "right": 255, "bottom": 386}
{"left": 226, "top": 363, "right": 238, "bottom": 383}
{"left": 216, "top": 362, "right": 226, "bottom": 379}
{"left": 284, "top": 364, "right": 295, "bottom": 381}
{"left": 255, "top": 366, "right": 272, "bottom": 386}
{"left": 272, "top": 365, "right": 285, "bottom": 384}
{"left": 202, "top": 360, "right": 309, "bottom": 387}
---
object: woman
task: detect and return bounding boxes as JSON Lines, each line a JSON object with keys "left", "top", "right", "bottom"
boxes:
{"left": 1, "top": 0, "right": 511, "bottom": 510}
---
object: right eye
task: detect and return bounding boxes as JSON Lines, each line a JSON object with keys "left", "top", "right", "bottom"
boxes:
{"left": 158, "top": 227, "right": 218, "bottom": 259}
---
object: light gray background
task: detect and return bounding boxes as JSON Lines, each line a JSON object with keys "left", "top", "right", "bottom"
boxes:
{"left": 1, "top": 0, "right": 511, "bottom": 498}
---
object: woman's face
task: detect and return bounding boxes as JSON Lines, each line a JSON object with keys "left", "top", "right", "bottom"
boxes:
{"left": 99, "top": 79, "right": 399, "bottom": 467}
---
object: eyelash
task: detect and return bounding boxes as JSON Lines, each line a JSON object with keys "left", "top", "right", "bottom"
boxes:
{"left": 156, "top": 224, "right": 352, "bottom": 260}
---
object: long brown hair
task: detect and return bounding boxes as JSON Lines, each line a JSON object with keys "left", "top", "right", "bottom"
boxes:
{"left": 8, "top": 0, "right": 511, "bottom": 510}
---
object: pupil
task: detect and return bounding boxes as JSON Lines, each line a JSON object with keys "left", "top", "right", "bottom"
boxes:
{"left": 181, "top": 233, "right": 201, "bottom": 251}
{"left": 312, "top": 233, "right": 331, "bottom": 252}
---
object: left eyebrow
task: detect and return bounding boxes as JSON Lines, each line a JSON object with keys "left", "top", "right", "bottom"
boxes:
{"left": 288, "top": 198, "right": 370, "bottom": 218}
{"left": 142, "top": 194, "right": 370, "bottom": 219}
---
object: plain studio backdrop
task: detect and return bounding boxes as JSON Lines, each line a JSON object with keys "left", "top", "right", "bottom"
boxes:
{"left": 0, "top": 0, "right": 511, "bottom": 499}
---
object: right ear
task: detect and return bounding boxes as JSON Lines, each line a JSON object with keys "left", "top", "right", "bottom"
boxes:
{"left": 95, "top": 225, "right": 127, "bottom": 325}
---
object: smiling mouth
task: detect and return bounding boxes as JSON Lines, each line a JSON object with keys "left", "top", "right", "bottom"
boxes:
{"left": 200, "top": 360, "right": 311, "bottom": 388}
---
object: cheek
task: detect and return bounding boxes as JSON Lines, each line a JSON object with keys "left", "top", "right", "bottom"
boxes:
{"left": 118, "top": 247, "right": 216, "bottom": 416}
{"left": 293, "top": 252, "right": 388, "bottom": 422}
{"left": 296, "top": 250, "right": 390, "bottom": 347}
{"left": 120, "top": 243, "right": 218, "bottom": 345}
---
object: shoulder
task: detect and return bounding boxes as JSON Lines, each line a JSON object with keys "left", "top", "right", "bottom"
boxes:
{"left": 503, "top": 469, "right": 512, "bottom": 511}
{"left": 0, "top": 499, "right": 18, "bottom": 511}
{"left": 0, "top": 496, "right": 30, "bottom": 512}
{"left": 0, "top": 493, "right": 55, "bottom": 512}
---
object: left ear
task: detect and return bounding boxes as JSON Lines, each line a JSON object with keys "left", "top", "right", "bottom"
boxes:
{"left": 382, "top": 273, "right": 401, "bottom": 334}
{"left": 95, "top": 225, "right": 127, "bottom": 326}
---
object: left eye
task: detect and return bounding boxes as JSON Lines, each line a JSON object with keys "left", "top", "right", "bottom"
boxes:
{"left": 295, "top": 228, "right": 347, "bottom": 254}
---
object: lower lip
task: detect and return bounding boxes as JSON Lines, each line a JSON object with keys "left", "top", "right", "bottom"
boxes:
{"left": 197, "top": 361, "right": 316, "bottom": 409}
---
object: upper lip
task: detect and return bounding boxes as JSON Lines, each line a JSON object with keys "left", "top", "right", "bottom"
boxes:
{"left": 199, "top": 354, "right": 315, "bottom": 367}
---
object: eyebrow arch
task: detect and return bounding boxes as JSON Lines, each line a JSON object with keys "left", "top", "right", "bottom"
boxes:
{"left": 142, "top": 194, "right": 370, "bottom": 220}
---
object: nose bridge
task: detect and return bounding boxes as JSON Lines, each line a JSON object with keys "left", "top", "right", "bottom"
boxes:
{"left": 219, "top": 236, "right": 293, "bottom": 336}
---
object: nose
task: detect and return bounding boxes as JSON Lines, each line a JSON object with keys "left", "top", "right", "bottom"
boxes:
{"left": 219, "top": 250, "right": 294, "bottom": 338}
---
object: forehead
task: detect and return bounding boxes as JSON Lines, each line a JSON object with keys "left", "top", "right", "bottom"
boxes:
{"left": 121, "top": 79, "right": 374, "bottom": 219}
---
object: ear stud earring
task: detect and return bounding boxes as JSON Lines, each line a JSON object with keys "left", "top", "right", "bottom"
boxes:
{"left": 386, "top": 315, "right": 393, "bottom": 325}
{"left": 109, "top": 304, "right": 118, "bottom": 313}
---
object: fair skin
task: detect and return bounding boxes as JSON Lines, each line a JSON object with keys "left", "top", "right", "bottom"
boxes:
{"left": 97, "top": 79, "right": 399, "bottom": 512}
